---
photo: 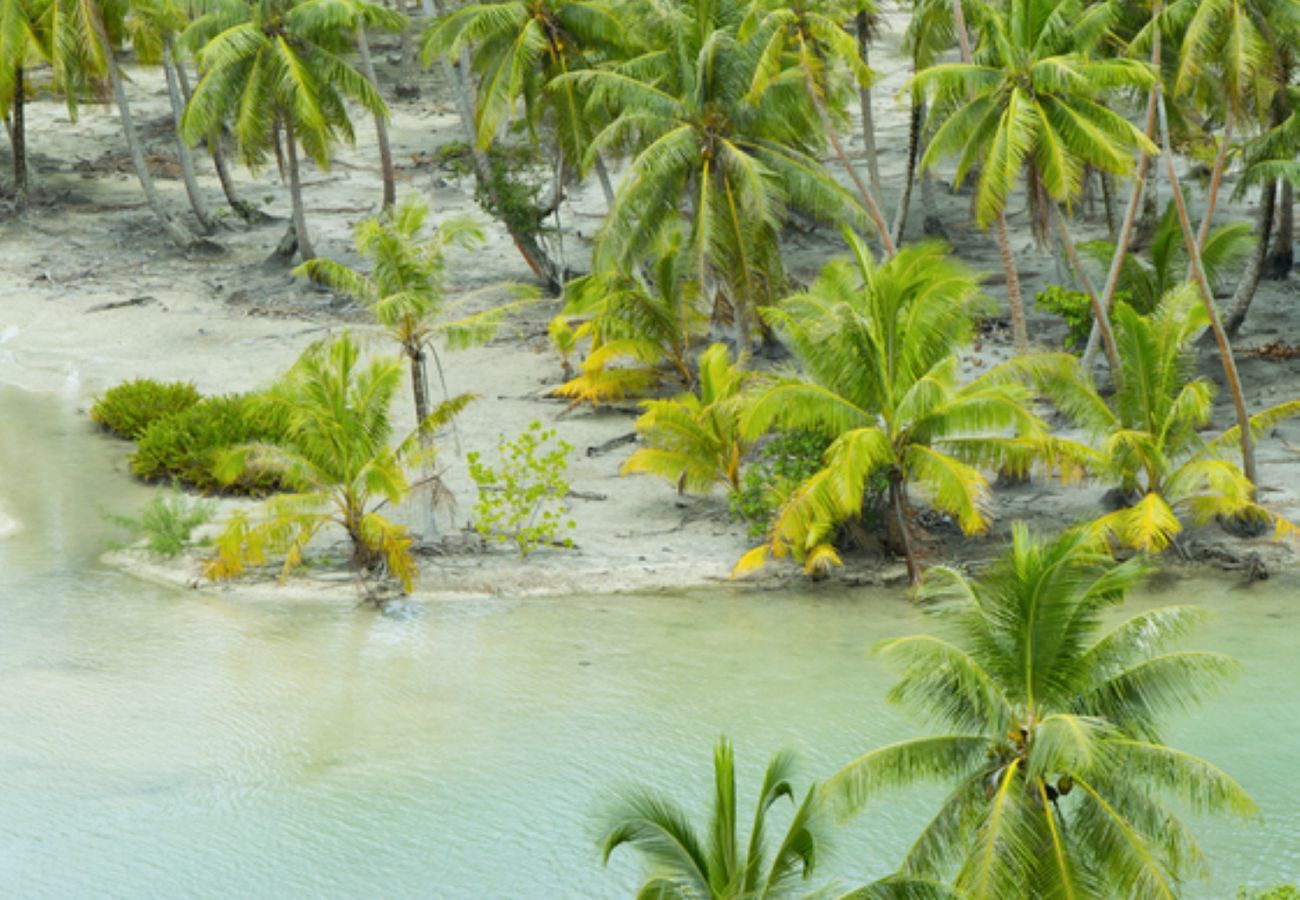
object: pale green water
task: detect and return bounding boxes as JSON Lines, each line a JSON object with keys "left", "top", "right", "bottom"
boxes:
{"left": 1, "top": 385, "right": 1297, "bottom": 898}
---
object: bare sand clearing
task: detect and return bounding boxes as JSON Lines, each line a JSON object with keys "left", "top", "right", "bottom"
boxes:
{"left": 5, "top": 11, "right": 1300, "bottom": 598}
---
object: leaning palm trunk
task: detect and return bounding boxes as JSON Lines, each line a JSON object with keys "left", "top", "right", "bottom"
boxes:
{"left": 891, "top": 92, "right": 922, "bottom": 244}
{"left": 1081, "top": 12, "right": 1161, "bottom": 372}
{"left": 798, "top": 42, "right": 894, "bottom": 257}
{"left": 1156, "top": 82, "right": 1258, "bottom": 489}
{"left": 173, "top": 53, "right": 263, "bottom": 223}
{"left": 426, "top": 0, "right": 561, "bottom": 290}
{"left": 1269, "top": 180, "right": 1294, "bottom": 276}
{"left": 889, "top": 476, "right": 919, "bottom": 584}
{"left": 994, "top": 210, "right": 1029, "bottom": 353}
{"left": 162, "top": 41, "right": 216, "bottom": 234}
{"left": 356, "top": 22, "right": 396, "bottom": 213}
{"left": 282, "top": 117, "right": 315, "bottom": 261}
{"left": 1195, "top": 116, "right": 1234, "bottom": 250}
{"left": 855, "top": 10, "right": 881, "bottom": 200}
{"left": 93, "top": 16, "right": 197, "bottom": 251}
{"left": 11, "top": 65, "right": 27, "bottom": 211}
{"left": 1225, "top": 179, "right": 1276, "bottom": 337}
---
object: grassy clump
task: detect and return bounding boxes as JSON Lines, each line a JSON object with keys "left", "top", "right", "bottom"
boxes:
{"left": 131, "top": 393, "right": 295, "bottom": 495}
{"left": 107, "top": 488, "right": 216, "bottom": 557}
{"left": 90, "top": 379, "right": 202, "bottom": 439}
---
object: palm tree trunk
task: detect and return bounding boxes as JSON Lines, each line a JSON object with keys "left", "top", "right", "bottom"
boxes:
{"left": 427, "top": 0, "right": 560, "bottom": 289}
{"left": 1081, "top": 17, "right": 1160, "bottom": 372}
{"left": 1156, "top": 82, "right": 1257, "bottom": 488}
{"left": 1225, "top": 178, "right": 1276, "bottom": 337}
{"left": 356, "top": 23, "right": 396, "bottom": 213}
{"left": 93, "top": 17, "right": 197, "bottom": 251}
{"left": 855, "top": 10, "right": 882, "bottom": 200}
{"left": 889, "top": 477, "right": 919, "bottom": 585}
{"left": 1268, "top": 179, "right": 1293, "bottom": 277}
{"left": 891, "top": 92, "right": 922, "bottom": 244}
{"left": 1195, "top": 116, "right": 1233, "bottom": 250}
{"left": 1101, "top": 171, "right": 1117, "bottom": 240}
{"left": 799, "top": 42, "right": 894, "bottom": 258}
{"left": 995, "top": 210, "right": 1029, "bottom": 354}
{"left": 948, "top": 0, "right": 972, "bottom": 65}
{"left": 283, "top": 117, "right": 315, "bottom": 261}
{"left": 410, "top": 346, "right": 432, "bottom": 429}
{"left": 593, "top": 152, "right": 615, "bottom": 208}
{"left": 11, "top": 65, "right": 27, "bottom": 211}
{"left": 1052, "top": 202, "right": 1120, "bottom": 376}
{"left": 162, "top": 41, "right": 216, "bottom": 234}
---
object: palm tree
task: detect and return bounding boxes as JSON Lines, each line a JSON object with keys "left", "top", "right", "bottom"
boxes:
{"left": 295, "top": 194, "right": 535, "bottom": 429}
{"left": 621, "top": 342, "right": 754, "bottom": 495}
{"left": 556, "top": 0, "right": 859, "bottom": 347}
{"left": 206, "top": 333, "right": 474, "bottom": 592}
{"left": 1043, "top": 287, "right": 1300, "bottom": 552}
{"left": 292, "top": 0, "right": 407, "bottom": 212}
{"left": 736, "top": 235, "right": 1080, "bottom": 583}
{"left": 182, "top": 0, "right": 388, "bottom": 260}
{"left": 827, "top": 524, "right": 1257, "bottom": 899}
{"left": 0, "top": 0, "right": 43, "bottom": 210}
{"left": 914, "top": 0, "right": 1157, "bottom": 357}
{"left": 742, "top": 0, "right": 895, "bottom": 255}
{"left": 601, "top": 737, "right": 955, "bottom": 899}
{"left": 421, "top": 0, "right": 624, "bottom": 205}
{"left": 553, "top": 226, "right": 708, "bottom": 406}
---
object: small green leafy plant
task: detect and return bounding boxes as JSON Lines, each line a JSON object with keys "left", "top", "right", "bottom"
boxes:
{"left": 1035, "top": 285, "right": 1134, "bottom": 351}
{"left": 728, "top": 430, "right": 830, "bottom": 539}
{"left": 1238, "top": 887, "right": 1300, "bottom": 900}
{"left": 467, "top": 421, "right": 575, "bottom": 558}
{"left": 131, "top": 393, "right": 295, "bottom": 495}
{"left": 90, "top": 379, "right": 202, "bottom": 439}
{"left": 107, "top": 488, "right": 216, "bottom": 557}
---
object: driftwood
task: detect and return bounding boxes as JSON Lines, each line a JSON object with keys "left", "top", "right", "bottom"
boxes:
{"left": 84, "top": 295, "right": 156, "bottom": 314}
{"left": 585, "top": 432, "right": 638, "bottom": 456}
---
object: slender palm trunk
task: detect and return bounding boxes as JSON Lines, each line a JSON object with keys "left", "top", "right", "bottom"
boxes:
{"left": 593, "top": 153, "right": 615, "bottom": 208}
{"left": 1268, "top": 180, "right": 1293, "bottom": 277}
{"left": 427, "top": 0, "right": 560, "bottom": 290}
{"left": 889, "top": 477, "right": 919, "bottom": 585}
{"left": 1053, "top": 202, "right": 1120, "bottom": 376}
{"left": 1081, "top": 17, "right": 1160, "bottom": 372}
{"left": 410, "top": 346, "right": 432, "bottom": 428}
{"left": 11, "top": 65, "right": 27, "bottom": 211}
{"left": 283, "top": 117, "right": 315, "bottom": 261}
{"left": 1225, "top": 178, "right": 1276, "bottom": 337}
{"left": 162, "top": 42, "right": 216, "bottom": 234}
{"left": 173, "top": 53, "right": 263, "bottom": 223}
{"left": 995, "top": 211, "right": 1029, "bottom": 354}
{"left": 94, "top": 18, "right": 197, "bottom": 250}
{"left": 356, "top": 23, "right": 396, "bottom": 213}
{"left": 855, "top": 10, "right": 882, "bottom": 200}
{"left": 948, "top": 0, "right": 972, "bottom": 63}
{"left": 799, "top": 41, "right": 894, "bottom": 257}
{"left": 891, "top": 92, "right": 922, "bottom": 244}
{"left": 1195, "top": 116, "right": 1233, "bottom": 250}
{"left": 1101, "top": 171, "right": 1117, "bottom": 240}
{"left": 1156, "top": 82, "right": 1257, "bottom": 488}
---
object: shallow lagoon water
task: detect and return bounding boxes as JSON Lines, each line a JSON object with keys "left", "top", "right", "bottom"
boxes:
{"left": 1, "top": 385, "right": 1298, "bottom": 898}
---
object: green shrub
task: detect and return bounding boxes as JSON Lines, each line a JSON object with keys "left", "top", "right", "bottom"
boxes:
{"left": 1238, "top": 887, "right": 1300, "bottom": 900}
{"left": 130, "top": 393, "right": 294, "bottom": 495}
{"left": 728, "top": 430, "right": 832, "bottom": 540}
{"left": 1035, "top": 285, "right": 1135, "bottom": 351}
{"left": 90, "top": 379, "right": 202, "bottom": 439}
{"left": 468, "top": 421, "right": 575, "bottom": 558}
{"left": 107, "top": 488, "right": 216, "bottom": 557}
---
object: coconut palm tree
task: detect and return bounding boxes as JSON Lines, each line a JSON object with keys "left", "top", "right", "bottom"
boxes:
{"left": 556, "top": 0, "right": 859, "bottom": 347}
{"left": 827, "top": 523, "right": 1257, "bottom": 899}
{"left": 0, "top": 0, "right": 44, "bottom": 209}
{"left": 421, "top": 0, "right": 624, "bottom": 205}
{"left": 914, "top": 0, "right": 1157, "bottom": 357}
{"left": 206, "top": 333, "right": 474, "bottom": 592}
{"left": 735, "top": 235, "right": 1081, "bottom": 583}
{"left": 621, "top": 342, "right": 754, "bottom": 495}
{"left": 1043, "top": 286, "right": 1300, "bottom": 552}
{"left": 741, "top": 0, "right": 895, "bottom": 255}
{"left": 553, "top": 226, "right": 708, "bottom": 406}
{"left": 295, "top": 194, "right": 535, "bottom": 428}
{"left": 601, "top": 737, "right": 956, "bottom": 899}
{"left": 182, "top": 0, "right": 388, "bottom": 260}
{"left": 292, "top": 0, "right": 407, "bottom": 212}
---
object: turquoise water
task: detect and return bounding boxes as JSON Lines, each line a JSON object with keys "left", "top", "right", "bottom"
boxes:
{"left": 1, "top": 385, "right": 1297, "bottom": 897}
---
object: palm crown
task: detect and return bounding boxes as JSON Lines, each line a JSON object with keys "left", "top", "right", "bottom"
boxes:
{"left": 828, "top": 524, "right": 1256, "bottom": 899}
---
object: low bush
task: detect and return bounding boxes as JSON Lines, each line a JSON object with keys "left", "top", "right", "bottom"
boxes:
{"left": 468, "top": 421, "right": 575, "bottom": 558}
{"left": 1035, "top": 285, "right": 1135, "bottom": 351}
{"left": 130, "top": 393, "right": 294, "bottom": 495}
{"left": 728, "top": 430, "right": 830, "bottom": 539}
{"left": 90, "top": 379, "right": 201, "bottom": 439}
{"left": 106, "top": 488, "right": 216, "bottom": 557}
